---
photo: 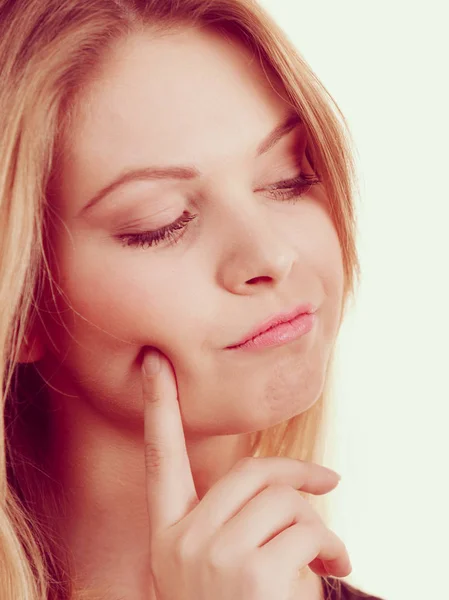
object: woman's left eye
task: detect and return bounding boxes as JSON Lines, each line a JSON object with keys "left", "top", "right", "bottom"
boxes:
{"left": 263, "top": 171, "right": 321, "bottom": 202}
{"left": 116, "top": 171, "right": 321, "bottom": 250}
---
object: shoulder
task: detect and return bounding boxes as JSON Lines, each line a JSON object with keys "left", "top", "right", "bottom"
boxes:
{"left": 321, "top": 577, "right": 386, "bottom": 600}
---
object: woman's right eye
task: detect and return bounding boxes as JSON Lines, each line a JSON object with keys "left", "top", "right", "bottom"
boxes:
{"left": 115, "top": 211, "right": 197, "bottom": 250}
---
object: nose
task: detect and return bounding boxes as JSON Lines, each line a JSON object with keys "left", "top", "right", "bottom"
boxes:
{"left": 216, "top": 202, "right": 296, "bottom": 295}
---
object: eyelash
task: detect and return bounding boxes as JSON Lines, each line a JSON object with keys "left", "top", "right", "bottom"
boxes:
{"left": 116, "top": 171, "right": 321, "bottom": 250}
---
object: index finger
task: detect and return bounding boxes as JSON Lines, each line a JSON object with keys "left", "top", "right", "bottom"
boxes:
{"left": 142, "top": 348, "right": 199, "bottom": 537}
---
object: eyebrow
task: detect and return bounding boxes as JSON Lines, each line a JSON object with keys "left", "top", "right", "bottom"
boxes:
{"left": 79, "top": 110, "right": 302, "bottom": 216}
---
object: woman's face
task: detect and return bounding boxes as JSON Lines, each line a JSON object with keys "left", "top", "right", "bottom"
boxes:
{"left": 39, "top": 27, "right": 344, "bottom": 436}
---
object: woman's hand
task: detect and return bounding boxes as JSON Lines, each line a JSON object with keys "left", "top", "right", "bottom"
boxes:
{"left": 142, "top": 349, "right": 351, "bottom": 600}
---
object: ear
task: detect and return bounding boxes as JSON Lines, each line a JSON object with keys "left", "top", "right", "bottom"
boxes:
{"left": 17, "top": 330, "right": 45, "bottom": 364}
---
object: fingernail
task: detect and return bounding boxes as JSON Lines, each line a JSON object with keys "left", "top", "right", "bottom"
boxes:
{"left": 142, "top": 349, "right": 161, "bottom": 377}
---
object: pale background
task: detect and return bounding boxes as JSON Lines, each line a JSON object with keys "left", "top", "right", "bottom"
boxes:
{"left": 258, "top": 1, "right": 449, "bottom": 599}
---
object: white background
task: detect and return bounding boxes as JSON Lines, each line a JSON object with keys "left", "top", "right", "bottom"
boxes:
{"left": 259, "top": 1, "right": 449, "bottom": 599}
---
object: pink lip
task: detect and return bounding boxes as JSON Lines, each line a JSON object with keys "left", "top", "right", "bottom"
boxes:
{"left": 226, "top": 302, "right": 317, "bottom": 350}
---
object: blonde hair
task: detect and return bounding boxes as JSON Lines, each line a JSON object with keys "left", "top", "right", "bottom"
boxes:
{"left": 0, "top": 0, "right": 361, "bottom": 598}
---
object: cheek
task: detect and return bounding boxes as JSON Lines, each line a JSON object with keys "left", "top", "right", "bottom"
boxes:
{"left": 54, "top": 268, "right": 147, "bottom": 345}
{"left": 48, "top": 236, "right": 160, "bottom": 339}
{"left": 45, "top": 235, "right": 206, "bottom": 357}
{"left": 305, "top": 203, "right": 345, "bottom": 327}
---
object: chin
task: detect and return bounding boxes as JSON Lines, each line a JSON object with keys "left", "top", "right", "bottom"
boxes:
{"left": 254, "top": 363, "right": 326, "bottom": 427}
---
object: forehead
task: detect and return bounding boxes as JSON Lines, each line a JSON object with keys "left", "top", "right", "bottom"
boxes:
{"left": 59, "top": 27, "right": 293, "bottom": 208}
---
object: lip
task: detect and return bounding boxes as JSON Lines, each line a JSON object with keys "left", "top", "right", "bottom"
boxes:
{"left": 226, "top": 302, "right": 317, "bottom": 349}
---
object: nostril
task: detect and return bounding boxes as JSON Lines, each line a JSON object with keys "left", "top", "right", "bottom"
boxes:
{"left": 246, "top": 276, "right": 273, "bottom": 284}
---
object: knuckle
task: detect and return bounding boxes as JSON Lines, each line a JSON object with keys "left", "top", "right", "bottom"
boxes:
{"left": 266, "top": 484, "right": 322, "bottom": 525}
{"left": 268, "top": 482, "right": 297, "bottom": 497}
{"left": 175, "top": 530, "right": 196, "bottom": 563}
{"left": 326, "top": 526, "right": 346, "bottom": 549}
{"left": 149, "top": 530, "right": 164, "bottom": 556}
{"left": 235, "top": 456, "right": 257, "bottom": 471}
{"left": 265, "top": 483, "right": 301, "bottom": 507}
{"left": 298, "top": 501, "right": 323, "bottom": 527}
{"left": 240, "top": 556, "right": 265, "bottom": 597}
{"left": 316, "top": 522, "right": 331, "bottom": 546}
{"left": 207, "top": 536, "right": 232, "bottom": 571}
{"left": 144, "top": 442, "right": 166, "bottom": 474}
{"left": 296, "top": 522, "right": 324, "bottom": 559}
{"left": 149, "top": 531, "right": 171, "bottom": 574}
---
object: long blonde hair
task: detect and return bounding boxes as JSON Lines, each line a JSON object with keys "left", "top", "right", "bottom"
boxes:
{"left": 0, "top": 0, "right": 361, "bottom": 598}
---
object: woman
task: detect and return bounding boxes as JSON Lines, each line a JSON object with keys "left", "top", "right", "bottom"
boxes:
{"left": 0, "top": 0, "right": 384, "bottom": 599}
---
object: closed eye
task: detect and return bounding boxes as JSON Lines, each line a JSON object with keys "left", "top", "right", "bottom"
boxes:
{"left": 115, "top": 171, "right": 321, "bottom": 250}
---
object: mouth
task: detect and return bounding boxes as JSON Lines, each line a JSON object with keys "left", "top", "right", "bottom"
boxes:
{"left": 226, "top": 302, "right": 317, "bottom": 351}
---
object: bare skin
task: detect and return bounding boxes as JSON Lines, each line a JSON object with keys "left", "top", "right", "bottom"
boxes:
{"left": 21, "top": 26, "right": 345, "bottom": 599}
{"left": 140, "top": 350, "right": 350, "bottom": 600}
